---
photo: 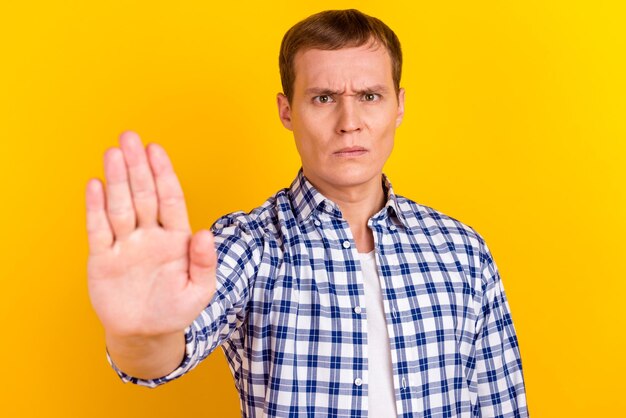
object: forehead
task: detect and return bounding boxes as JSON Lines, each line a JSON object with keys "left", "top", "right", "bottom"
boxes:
{"left": 292, "top": 43, "right": 393, "bottom": 91}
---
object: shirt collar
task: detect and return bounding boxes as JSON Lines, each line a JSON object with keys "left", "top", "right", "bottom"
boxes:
{"left": 288, "top": 168, "right": 408, "bottom": 228}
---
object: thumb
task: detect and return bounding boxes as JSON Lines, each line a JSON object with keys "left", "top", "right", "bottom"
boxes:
{"left": 189, "top": 229, "right": 217, "bottom": 292}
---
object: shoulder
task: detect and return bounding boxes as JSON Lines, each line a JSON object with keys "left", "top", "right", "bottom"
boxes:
{"left": 395, "top": 195, "right": 499, "bottom": 294}
{"left": 395, "top": 195, "right": 489, "bottom": 258}
{"left": 208, "top": 188, "right": 293, "bottom": 272}
{"left": 211, "top": 187, "right": 293, "bottom": 241}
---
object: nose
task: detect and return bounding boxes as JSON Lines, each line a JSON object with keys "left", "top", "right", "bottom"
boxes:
{"left": 335, "top": 99, "right": 362, "bottom": 135}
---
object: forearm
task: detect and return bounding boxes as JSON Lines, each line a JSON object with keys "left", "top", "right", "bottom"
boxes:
{"left": 105, "top": 331, "right": 186, "bottom": 380}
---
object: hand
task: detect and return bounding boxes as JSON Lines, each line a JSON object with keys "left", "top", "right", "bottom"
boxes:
{"left": 86, "top": 131, "right": 216, "bottom": 340}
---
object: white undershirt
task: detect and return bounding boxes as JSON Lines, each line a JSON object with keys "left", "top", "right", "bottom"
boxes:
{"left": 358, "top": 251, "right": 398, "bottom": 418}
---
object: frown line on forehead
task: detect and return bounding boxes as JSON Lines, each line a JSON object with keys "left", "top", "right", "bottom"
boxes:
{"left": 304, "top": 84, "right": 389, "bottom": 96}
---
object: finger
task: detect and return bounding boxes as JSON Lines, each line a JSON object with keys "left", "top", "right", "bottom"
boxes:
{"left": 119, "top": 131, "right": 158, "bottom": 227}
{"left": 146, "top": 143, "right": 191, "bottom": 231}
{"left": 85, "top": 178, "right": 114, "bottom": 254}
{"left": 104, "top": 147, "right": 136, "bottom": 239}
{"left": 189, "top": 230, "right": 217, "bottom": 294}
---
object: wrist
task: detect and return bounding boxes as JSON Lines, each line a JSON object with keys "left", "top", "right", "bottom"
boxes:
{"left": 105, "top": 331, "right": 186, "bottom": 380}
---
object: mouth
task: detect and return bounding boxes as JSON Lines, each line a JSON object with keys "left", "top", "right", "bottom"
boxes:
{"left": 333, "top": 146, "right": 368, "bottom": 158}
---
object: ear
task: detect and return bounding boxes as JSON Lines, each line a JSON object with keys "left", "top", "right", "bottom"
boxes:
{"left": 395, "top": 88, "right": 405, "bottom": 128}
{"left": 277, "top": 93, "right": 293, "bottom": 131}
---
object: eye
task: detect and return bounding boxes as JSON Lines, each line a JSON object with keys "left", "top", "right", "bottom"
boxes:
{"left": 363, "top": 93, "right": 380, "bottom": 102}
{"left": 313, "top": 95, "right": 334, "bottom": 104}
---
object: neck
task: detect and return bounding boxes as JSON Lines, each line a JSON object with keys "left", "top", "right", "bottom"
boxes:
{"left": 305, "top": 171, "right": 386, "bottom": 253}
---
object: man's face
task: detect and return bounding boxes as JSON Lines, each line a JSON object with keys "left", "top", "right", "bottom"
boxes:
{"left": 277, "top": 42, "right": 405, "bottom": 194}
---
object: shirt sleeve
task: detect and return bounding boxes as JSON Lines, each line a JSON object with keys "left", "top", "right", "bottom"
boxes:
{"left": 107, "top": 212, "right": 264, "bottom": 387}
{"left": 474, "top": 236, "right": 529, "bottom": 417}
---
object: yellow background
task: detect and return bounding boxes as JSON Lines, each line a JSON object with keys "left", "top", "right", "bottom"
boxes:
{"left": 1, "top": 1, "right": 624, "bottom": 416}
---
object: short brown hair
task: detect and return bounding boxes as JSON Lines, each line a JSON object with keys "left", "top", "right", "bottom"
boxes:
{"left": 279, "top": 9, "right": 402, "bottom": 103}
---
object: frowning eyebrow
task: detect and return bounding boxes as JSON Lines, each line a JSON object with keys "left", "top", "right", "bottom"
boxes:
{"left": 304, "top": 85, "right": 389, "bottom": 95}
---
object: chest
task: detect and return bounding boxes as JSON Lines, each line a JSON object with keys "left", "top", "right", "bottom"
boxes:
{"left": 249, "top": 222, "right": 481, "bottom": 351}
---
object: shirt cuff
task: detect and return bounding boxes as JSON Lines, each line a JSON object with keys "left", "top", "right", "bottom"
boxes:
{"left": 106, "top": 326, "right": 199, "bottom": 388}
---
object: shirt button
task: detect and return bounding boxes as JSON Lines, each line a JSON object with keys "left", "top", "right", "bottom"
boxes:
{"left": 354, "top": 378, "right": 363, "bottom": 386}
{"left": 389, "top": 224, "right": 397, "bottom": 231}
{"left": 342, "top": 240, "right": 351, "bottom": 249}
{"left": 354, "top": 306, "right": 362, "bottom": 314}
{"left": 313, "top": 219, "right": 321, "bottom": 227}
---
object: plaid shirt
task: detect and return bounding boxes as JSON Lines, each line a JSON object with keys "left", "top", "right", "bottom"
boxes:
{"left": 111, "top": 170, "right": 528, "bottom": 417}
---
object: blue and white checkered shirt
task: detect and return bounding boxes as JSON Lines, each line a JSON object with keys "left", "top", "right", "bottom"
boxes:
{"left": 111, "top": 170, "right": 528, "bottom": 417}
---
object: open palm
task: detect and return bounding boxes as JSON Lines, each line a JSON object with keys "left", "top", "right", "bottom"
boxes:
{"left": 86, "top": 131, "right": 216, "bottom": 340}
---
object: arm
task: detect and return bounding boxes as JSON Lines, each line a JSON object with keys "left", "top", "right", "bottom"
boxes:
{"left": 86, "top": 131, "right": 218, "bottom": 381}
{"left": 474, "top": 238, "right": 529, "bottom": 417}
{"left": 107, "top": 214, "right": 263, "bottom": 386}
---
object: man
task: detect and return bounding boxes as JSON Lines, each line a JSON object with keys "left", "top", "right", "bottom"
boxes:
{"left": 86, "top": 9, "right": 528, "bottom": 417}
